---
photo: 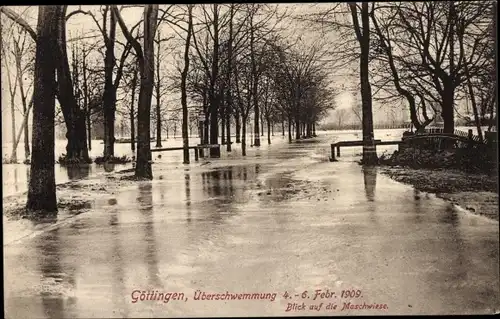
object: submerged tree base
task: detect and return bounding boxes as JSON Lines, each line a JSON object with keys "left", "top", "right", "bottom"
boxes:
{"left": 57, "top": 154, "right": 93, "bottom": 165}
{"left": 2, "top": 158, "right": 18, "bottom": 164}
{"left": 94, "top": 155, "right": 132, "bottom": 165}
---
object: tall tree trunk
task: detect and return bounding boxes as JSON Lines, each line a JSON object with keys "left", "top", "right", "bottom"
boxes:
{"left": 114, "top": 4, "right": 158, "bottom": 178}
{"left": 102, "top": 8, "right": 117, "bottom": 159}
{"left": 156, "top": 100, "right": 161, "bottom": 146}
{"left": 235, "top": 110, "right": 241, "bottom": 143}
{"left": 130, "top": 64, "right": 138, "bottom": 151}
{"left": 82, "top": 46, "right": 92, "bottom": 151}
{"left": 27, "top": 5, "right": 58, "bottom": 212}
{"left": 288, "top": 117, "right": 292, "bottom": 143}
{"left": 251, "top": 39, "right": 260, "bottom": 146}
{"left": 267, "top": 116, "right": 271, "bottom": 144}
{"left": 204, "top": 112, "right": 209, "bottom": 144}
{"left": 464, "top": 65, "right": 483, "bottom": 141}
{"left": 155, "top": 30, "right": 162, "bottom": 148}
{"left": 442, "top": 84, "right": 455, "bottom": 134}
{"left": 209, "top": 4, "right": 220, "bottom": 157}
{"left": 181, "top": 6, "right": 193, "bottom": 164}
{"left": 225, "top": 5, "right": 234, "bottom": 153}
{"left": 135, "top": 5, "right": 158, "bottom": 178}
{"left": 282, "top": 118, "right": 285, "bottom": 136}
{"left": 55, "top": 6, "right": 90, "bottom": 163}
{"left": 13, "top": 40, "right": 30, "bottom": 160}
{"left": 202, "top": 86, "right": 208, "bottom": 145}
{"left": 221, "top": 88, "right": 226, "bottom": 145}
{"left": 295, "top": 119, "right": 300, "bottom": 140}
{"left": 241, "top": 115, "right": 247, "bottom": 156}
{"left": 3, "top": 38, "right": 18, "bottom": 162}
{"left": 350, "top": 3, "right": 377, "bottom": 164}
{"left": 261, "top": 113, "right": 264, "bottom": 136}
{"left": 8, "top": 81, "right": 17, "bottom": 163}
{"left": 226, "top": 111, "right": 231, "bottom": 152}
{"left": 442, "top": 2, "right": 456, "bottom": 135}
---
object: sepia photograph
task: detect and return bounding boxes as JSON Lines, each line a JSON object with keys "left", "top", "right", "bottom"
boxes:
{"left": 2, "top": 2, "right": 499, "bottom": 317}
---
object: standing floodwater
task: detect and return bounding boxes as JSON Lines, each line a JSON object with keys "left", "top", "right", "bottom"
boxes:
{"left": 4, "top": 134, "right": 499, "bottom": 317}
{"left": 2, "top": 2, "right": 498, "bottom": 317}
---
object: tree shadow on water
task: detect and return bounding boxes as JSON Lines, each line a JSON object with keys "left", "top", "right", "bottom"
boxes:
{"left": 137, "top": 182, "right": 162, "bottom": 288}
{"left": 65, "top": 164, "right": 91, "bottom": 181}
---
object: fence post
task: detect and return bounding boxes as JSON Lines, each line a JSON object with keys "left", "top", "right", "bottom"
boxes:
{"left": 330, "top": 144, "right": 336, "bottom": 162}
{"left": 467, "top": 129, "right": 473, "bottom": 150}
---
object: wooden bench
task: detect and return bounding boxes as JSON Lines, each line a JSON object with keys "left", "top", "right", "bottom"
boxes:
{"left": 151, "top": 144, "right": 220, "bottom": 161}
{"left": 329, "top": 139, "right": 404, "bottom": 161}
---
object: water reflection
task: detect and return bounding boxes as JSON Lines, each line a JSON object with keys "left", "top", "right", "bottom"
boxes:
{"left": 413, "top": 189, "right": 423, "bottom": 224}
{"left": 426, "top": 203, "right": 474, "bottom": 308}
{"left": 198, "top": 165, "right": 257, "bottom": 224}
{"left": 66, "top": 165, "right": 91, "bottom": 181}
{"left": 137, "top": 183, "right": 161, "bottom": 288}
{"left": 362, "top": 166, "right": 377, "bottom": 202}
{"left": 32, "top": 217, "right": 76, "bottom": 319}
{"left": 103, "top": 163, "right": 115, "bottom": 173}
{"left": 362, "top": 166, "right": 377, "bottom": 223}
{"left": 109, "top": 198, "right": 129, "bottom": 317}
{"left": 185, "top": 173, "right": 192, "bottom": 223}
{"left": 14, "top": 167, "right": 19, "bottom": 193}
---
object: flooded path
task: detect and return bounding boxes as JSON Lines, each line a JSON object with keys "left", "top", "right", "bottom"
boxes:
{"left": 4, "top": 133, "right": 499, "bottom": 317}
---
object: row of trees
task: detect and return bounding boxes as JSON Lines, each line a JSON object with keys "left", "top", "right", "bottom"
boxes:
{"left": 300, "top": 1, "right": 496, "bottom": 163}
{"left": 1, "top": 4, "right": 334, "bottom": 212}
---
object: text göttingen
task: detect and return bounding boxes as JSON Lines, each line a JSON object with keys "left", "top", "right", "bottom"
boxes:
{"left": 130, "top": 289, "right": 389, "bottom": 311}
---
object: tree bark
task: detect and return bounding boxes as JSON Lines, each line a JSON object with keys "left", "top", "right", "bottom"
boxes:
{"left": 136, "top": 5, "right": 157, "bottom": 178}
{"left": 181, "top": 6, "right": 193, "bottom": 164}
{"left": 225, "top": 5, "right": 234, "bottom": 152}
{"left": 442, "top": 2, "right": 456, "bottom": 135}
{"left": 155, "top": 30, "right": 162, "bottom": 148}
{"left": 220, "top": 88, "right": 226, "bottom": 145}
{"left": 235, "top": 110, "right": 241, "bottom": 143}
{"left": 8, "top": 78, "right": 17, "bottom": 162}
{"left": 295, "top": 119, "right": 300, "bottom": 140}
{"left": 2, "top": 38, "right": 18, "bottom": 162}
{"left": 209, "top": 4, "right": 221, "bottom": 158}
{"left": 267, "top": 116, "right": 271, "bottom": 144}
{"left": 13, "top": 40, "right": 31, "bottom": 160}
{"left": 102, "top": 7, "right": 117, "bottom": 158}
{"left": 82, "top": 46, "right": 92, "bottom": 151}
{"left": 27, "top": 5, "right": 58, "bottom": 212}
{"left": 114, "top": 4, "right": 157, "bottom": 178}
{"left": 350, "top": 3, "right": 377, "bottom": 164}
{"left": 241, "top": 115, "right": 247, "bottom": 156}
{"left": 130, "top": 63, "right": 138, "bottom": 151}
{"left": 251, "top": 16, "right": 260, "bottom": 147}
{"left": 442, "top": 84, "right": 455, "bottom": 134}
{"left": 288, "top": 117, "right": 292, "bottom": 143}
{"left": 464, "top": 64, "right": 483, "bottom": 141}
{"left": 55, "top": 6, "right": 90, "bottom": 163}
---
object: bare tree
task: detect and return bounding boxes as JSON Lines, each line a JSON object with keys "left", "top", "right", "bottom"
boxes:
{"left": 114, "top": 4, "right": 158, "bottom": 179}
{"left": 181, "top": 5, "right": 194, "bottom": 164}
{"left": 349, "top": 2, "right": 377, "bottom": 164}
{"left": 26, "top": 6, "right": 59, "bottom": 212}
